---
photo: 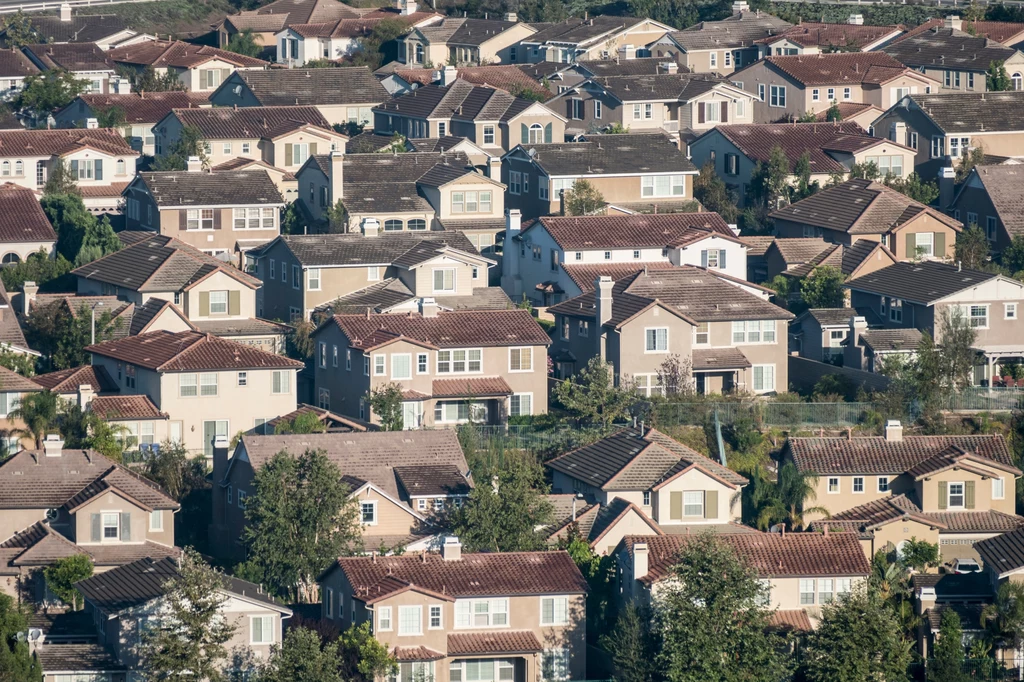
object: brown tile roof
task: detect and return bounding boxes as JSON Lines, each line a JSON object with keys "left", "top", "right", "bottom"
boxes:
{"left": 547, "top": 497, "right": 662, "bottom": 548}
{"left": 34, "top": 642, "right": 125, "bottom": 674}
{"left": 255, "top": 403, "right": 368, "bottom": 434}
{"left": 758, "top": 22, "right": 902, "bottom": 49}
{"left": 64, "top": 92, "right": 207, "bottom": 125}
{"left": 431, "top": 376, "right": 512, "bottom": 398}
{"left": 747, "top": 52, "right": 921, "bottom": 86}
{"left": 623, "top": 531, "right": 870, "bottom": 584}
{"left": 448, "top": 631, "right": 543, "bottom": 656}
{"left": 561, "top": 262, "right": 676, "bottom": 293}
{"left": 0, "top": 365, "right": 41, "bottom": 392}
{"left": 523, "top": 213, "right": 734, "bottom": 251}
{"left": 394, "top": 646, "right": 446, "bottom": 662}
{"left": 23, "top": 43, "right": 113, "bottom": 72}
{"left": 393, "top": 464, "right": 471, "bottom": 497}
{"left": 108, "top": 39, "right": 267, "bottom": 69}
{"left": 812, "top": 101, "right": 881, "bottom": 121}
{"left": 222, "top": 0, "right": 362, "bottom": 32}
{"left": 0, "top": 183, "right": 55, "bottom": 243}
{"left": 86, "top": 330, "right": 304, "bottom": 372}
{"left": 169, "top": 105, "right": 334, "bottom": 141}
{"left": 0, "top": 127, "right": 134, "bottom": 157}
{"left": 768, "top": 609, "right": 814, "bottom": 632}
{"left": 33, "top": 365, "right": 118, "bottom": 394}
{"left": 786, "top": 434, "right": 1014, "bottom": 475}
{"left": 859, "top": 328, "right": 923, "bottom": 352}
{"left": 966, "top": 165, "right": 1024, "bottom": 239}
{"left": 89, "top": 395, "right": 167, "bottom": 421}
{"left": 819, "top": 493, "right": 1024, "bottom": 535}
{"left": 394, "top": 65, "right": 551, "bottom": 99}
{"left": 136, "top": 169, "right": 284, "bottom": 207}
{"left": 976, "top": 526, "right": 1024, "bottom": 575}
{"left": 692, "top": 347, "right": 751, "bottom": 370}
{"left": 0, "top": 48, "right": 38, "bottom": 79}
{"left": 228, "top": 67, "right": 388, "bottom": 107}
{"left": 906, "top": 447, "right": 1021, "bottom": 479}
{"left": 326, "top": 309, "right": 551, "bottom": 350}
{"left": 329, "top": 550, "right": 588, "bottom": 600}
{"left": 895, "top": 18, "right": 1024, "bottom": 45}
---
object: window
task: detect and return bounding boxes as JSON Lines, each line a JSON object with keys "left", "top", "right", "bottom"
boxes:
{"left": 910, "top": 132, "right": 918, "bottom": 149}
{"left": 732, "top": 320, "right": 776, "bottom": 344}
{"left": 826, "top": 88, "right": 835, "bottom": 101}
{"left": 149, "top": 510, "right": 162, "bottom": 531}
{"left": 948, "top": 482, "right": 965, "bottom": 508}
{"left": 641, "top": 175, "right": 686, "bottom": 197}
{"left": 913, "top": 232, "right": 934, "bottom": 258}
{"left": 415, "top": 353, "right": 429, "bottom": 375}
{"left": 242, "top": 142, "right": 251, "bottom": 154}
{"left": 510, "top": 347, "right": 532, "bottom": 372}
{"left": 392, "top": 354, "right": 412, "bottom": 380}
{"left": 604, "top": 251, "right": 611, "bottom": 260}
{"left": 483, "top": 125, "right": 495, "bottom": 145}
{"left": 769, "top": 85, "right": 786, "bottom": 107}
{"left": 889, "top": 298, "right": 903, "bottom": 323}
{"left": 332, "top": 345, "right": 338, "bottom": 368}
{"left": 367, "top": 266, "right": 379, "bottom": 281}
{"left": 179, "top": 373, "right": 197, "bottom": 397}
{"left": 208, "top": 290, "right": 228, "bottom": 315}
{"left": 539, "top": 176, "right": 549, "bottom": 200}
{"left": 543, "top": 649, "right": 570, "bottom": 681}
{"left": 694, "top": 322, "right": 709, "bottom": 345}
{"left": 853, "top": 477, "right": 864, "bottom": 493}
{"left": 683, "top": 490, "right": 703, "bottom": 516}
{"left": 510, "top": 393, "right": 532, "bottom": 416}
{"left": 318, "top": 342, "right": 328, "bottom": 368}
{"left": 437, "top": 349, "right": 481, "bottom": 373}
{"left": 429, "top": 605, "right": 443, "bottom": 629}
{"left": 569, "top": 98, "right": 584, "bottom": 120}
{"left": 378, "top": 607, "right": 392, "bottom": 631}
{"left": 324, "top": 587, "right": 333, "bottom": 618}
{"left": 269, "top": 259, "right": 275, "bottom": 279}
{"left": 102, "top": 512, "right": 119, "bottom": 540}
{"left": 994, "top": 477, "right": 1006, "bottom": 499}
{"left": 250, "top": 616, "right": 274, "bottom": 645}
{"left": 292, "top": 265, "right": 300, "bottom": 289}
{"left": 800, "top": 579, "right": 815, "bottom": 605}
{"left": 701, "top": 249, "right": 725, "bottom": 269}
{"left": 594, "top": 100, "right": 602, "bottom": 118}
{"left": 645, "top": 328, "right": 668, "bottom": 353}
{"left": 361, "top": 501, "right": 377, "bottom": 524}
{"left": 753, "top": 365, "right": 775, "bottom": 393}
{"left": 643, "top": 491, "right": 651, "bottom": 506}
{"left": 433, "top": 268, "right": 456, "bottom": 293}
{"left": 455, "top": 599, "right": 508, "bottom": 628}
{"left": 843, "top": 87, "right": 851, "bottom": 100}
{"left": 437, "top": 122, "right": 447, "bottom": 136}
{"left": 200, "top": 373, "right": 218, "bottom": 396}
{"left": 318, "top": 388, "right": 330, "bottom": 410}
{"left": 878, "top": 476, "right": 889, "bottom": 493}
{"left": 237, "top": 371, "right": 248, "bottom": 387}
{"left": 272, "top": 370, "right": 291, "bottom": 394}
{"left": 988, "top": 216, "right": 999, "bottom": 241}
{"left": 758, "top": 83, "right": 765, "bottom": 101}
{"left": 725, "top": 52, "right": 732, "bottom": 66}
{"left": 828, "top": 477, "right": 839, "bottom": 493}
{"left": 509, "top": 171, "right": 521, "bottom": 194}
{"left": 819, "top": 579, "right": 835, "bottom": 604}
{"left": 373, "top": 355, "right": 386, "bottom": 376}
{"left": 540, "top": 597, "right": 569, "bottom": 625}
{"left": 931, "top": 136, "right": 944, "bottom": 159}
{"left": 237, "top": 490, "right": 246, "bottom": 508}
{"left": 222, "top": 142, "right": 232, "bottom": 155}
{"left": 633, "top": 250, "right": 641, "bottom": 259}
{"left": 710, "top": 52, "right": 718, "bottom": 67}
{"left": 968, "top": 304, "right": 989, "bottom": 329}
{"left": 578, "top": 320, "right": 589, "bottom": 337}
{"left": 724, "top": 153, "right": 739, "bottom": 175}
{"left": 837, "top": 578, "right": 852, "bottom": 596}
{"left": 1007, "top": 303, "right": 1017, "bottom": 320}
{"left": 186, "top": 209, "right": 214, "bottom": 230}
{"left": 290, "top": 143, "right": 310, "bottom": 167}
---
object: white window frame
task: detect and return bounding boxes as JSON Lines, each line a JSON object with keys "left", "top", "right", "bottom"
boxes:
{"left": 644, "top": 327, "right": 668, "bottom": 353}
{"left": 799, "top": 579, "right": 815, "bottom": 605}
{"left": 149, "top": 510, "right": 162, "bottom": 531}
{"left": 877, "top": 476, "right": 889, "bottom": 493}
{"left": 361, "top": 500, "right": 378, "bottom": 525}
{"left": 539, "top": 596, "right": 569, "bottom": 626}
{"left": 510, "top": 393, "right": 532, "bottom": 417}
{"left": 994, "top": 477, "right": 1006, "bottom": 499}
{"left": 1006, "top": 303, "right": 1017, "bottom": 320}
{"left": 752, "top": 364, "right": 775, "bottom": 393}
{"left": 429, "top": 605, "right": 443, "bottom": 629}
{"left": 769, "top": 84, "right": 786, "bottom": 107}
{"left": 250, "top": 615, "right": 274, "bottom": 645}
{"left": 307, "top": 268, "right": 321, "bottom": 291}
{"left": 948, "top": 481, "right": 965, "bottom": 509}
{"left": 509, "top": 347, "right": 532, "bottom": 372}
{"left": 852, "top": 476, "right": 864, "bottom": 494}
{"left": 828, "top": 477, "right": 840, "bottom": 493}
{"left": 392, "top": 353, "right": 412, "bottom": 381}
{"left": 377, "top": 606, "right": 392, "bottom": 631}
{"left": 374, "top": 355, "right": 386, "bottom": 376}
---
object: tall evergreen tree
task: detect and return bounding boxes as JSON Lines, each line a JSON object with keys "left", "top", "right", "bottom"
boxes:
{"left": 928, "top": 608, "right": 967, "bottom": 682}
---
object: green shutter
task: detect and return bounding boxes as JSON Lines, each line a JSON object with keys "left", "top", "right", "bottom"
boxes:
{"left": 704, "top": 490, "right": 718, "bottom": 519}
{"left": 229, "top": 290, "right": 240, "bottom": 316}
{"left": 670, "top": 491, "right": 682, "bottom": 520}
{"left": 120, "top": 512, "right": 131, "bottom": 542}
{"left": 938, "top": 481, "right": 948, "bottom": 510}
{"left": 544, "top": 122, "right": 552, "bottom": 143}
{"left": 521, "top": 123, "right": 528, "bottom": 143}
{"left": 284, "top": 143, "right": 293, "bottom": 166}
{"left": 965, "top": 480, "right": 976, "bottom": 509}
{"left": 200, "top": 291, "right": 210, "bottom": 317}
{"left": 309, "top": 142, "right": 318, "bottom": 156}
{"left": 91, "top": 513, "right": 101, "bottom": 542}
{"left": 905, "top": 232, "right": 915, "bottom": 259}
{"left": 934, "top": 232, "right": 945, "bottom": 257}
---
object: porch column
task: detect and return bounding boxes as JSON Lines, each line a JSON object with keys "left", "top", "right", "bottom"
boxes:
{"left": 989, "top": 355, "right": 996, "bottom": 394}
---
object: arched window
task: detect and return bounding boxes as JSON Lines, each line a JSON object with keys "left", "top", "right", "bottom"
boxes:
{"left": 14, "top": 161, "right": 22, "bottom": 176}
{"left": 1014, "top": 72, "right": 1023, "bottom": 90}
{"left": 2, "top": 253, "right": 20, "bottom": 265}
{"left": 528, "top": 123, "right": 544, "bottom": 144}
{"left": 384, "top": 219, "right": 403, "bottom": 232}
{"left": 116, "top": 159, "right": 125, "bottom": 175}
{"left": 407, "top": 219, "right": 426, "bottom": 231}
{"left": 1, "top": 161, "right": 9, "bottom": 177}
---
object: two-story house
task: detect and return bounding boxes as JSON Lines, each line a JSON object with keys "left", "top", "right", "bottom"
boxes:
{"left": 546, "top": 73, "right": 755, "bottom": 139}
{"left": 381, "top": 64, "right": 552, "bottom": 100}
{"left": 794, "top": 422, "right": 1024, "bottom": 564}
{"left": 731, "top": 52, "right": 939, "bottom": 123}
{"left": 85, "top": 330, "right": 302, "bottom": 456}
{"left": 0, "top": 5, "right": 135, "bottom": 49}
{"left": 616, "top": 531, "right": 870, "bottom": 630}
{"left": 501, "top": 133, "right": 698, "bottom": 219}
{"left": 208, "top": 67, "right": 388, "bottom": 127}
{"left": 546, "top": 427, "right": 749, "bottom": 553}
{"left": 318, "top": 543, "right": 588, "bottom": 682}
{"left": 215, "top": 0, "right": 362, "bottom": 51}
{"left": 547, "top": 267, "right": 793, "bottom": 393}
{"left": 372, "top": 76, "right": 567, "bottom": 152}
{"left": 764, "top": 239, "right": 897, "bottom": 291}
{"left": 122, "top": 165, "right": 284, "bottom": 268}
{"left": 106, "top": 40, "right": 268, "bottom": 93}
{"left": 402, "top": 16, "right": 535, "bottom": 67}
{"left": 897, "top": 17, "right": 1024, "bottom": 51}
{"left": 153, "top": 105, "right": 347, "bottom": 173}
{"left": 312, "top": 308, "right": 550, "bottom": 428}
{"left": 757, "top": 19, "right": 904, "bottom": 57}
{"left": 948, "top": 164, "right": 1024, "bottom": 251}
{"left": 211, "top": 429, "right": 472, "bottom": 560}
{"left": 519, "top": 15, "right": 676, "bottom": 63}
{"left": 0, "top": 49, "right": 39, "bottom": 102}
{"left": 21, "top": 43, "right": 120, "bottom": 96}
{"left": 770, "top": 177, "right": 963, "bottom": 258}
{"left": 502, "top": 211, "right": 745, "bottom": 306}
{"left": 690, "top": 123, "right": 917, "bottom": 207}
{"left": 0, "top": 435, "right": 180, "bottom": 603}
{"left": 844, "top": 260, "right": 1024, "bottom": 386}
{"left": 0, "top": 182, "right": 57, "bottom": 264}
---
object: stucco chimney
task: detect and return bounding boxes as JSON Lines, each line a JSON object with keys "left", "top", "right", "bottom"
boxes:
{"left": 361, "top": 217, "right": 379, "bottom": 237}
{"left": 420, "top": 297, "right": 439, "bottom": 318}
{"left": 78, "top": 384, "right": 95, "bottom": 409}
{"left": 59, "top": 3, "right": 72, "bottom": 21}
{"left": 596, "top": 276, "right": 613, "bottom": 328}
{"left": 884, "top": 420, "right": 903, "bottom": 442}
{"left": 488, "top": 155, "right": 501, "bottom": 180}
{"left": 633, "top": 542, "right": 649, "bottom": 582}
{"left": 945, "top": 15, "right": 963, "bottom": 31}
{"left": 21, "top": 281, "right": 37, "bottom": 317}
{"left": 441, "top": 535, "right": 462, "bottom": 561}
{"left": 43, "top": 434, "right": 64, "bottom": 457}
{"left": 504, "top": 12, "right": 517, "bottom": 22}
{"left": 501, "top": 209, "right": 522, "bottom": 297}
{"left": 330, "top": 149, "right": 344, "bottom": 203}
{"left": 847, "top": 14, "right": 864, "bottom": 25}
{"left": 658, "top": 61, "right": 678, "bottom": 74}
{"left": 186, "top": 156, "right": 202, "bottom": 173}
{"left": 440, "top": 65, "right": 458, "bottom": 87}
{"left": 938, "top": 164, "right": 956, "bottom": 210}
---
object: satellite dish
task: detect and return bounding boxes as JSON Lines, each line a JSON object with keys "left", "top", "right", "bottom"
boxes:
{"left": 233, "top": 85, "right": 242, "bottom": 96}
{"left": 769, "top": 523, "right": 785, "bottom": 534}
{"left": 15, "top": 632, "right": 25, "bottom": 642}
{"left": 45, "top": 508, "right": 59, "bottom": 522}
{"left": 28, "top": 629, "right": 42, "bottom": 642}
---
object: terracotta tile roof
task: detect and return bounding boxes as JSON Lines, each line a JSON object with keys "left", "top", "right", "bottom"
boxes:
{"left": 692, "top": 347, "right": 751, "bottom": 370}
{"left": 788, "top": 434, "right": 1013, "bottom": 475}
{"left": 623, "top": 531, "right": 870, "bottom": 584}
{"left": 0, "top": 365, "right": 41, "bottom": 392}
{"left": 108, "top": 39, "right": 267, "bottom": 69}
{"left": 431, "top": 376, "right": 513, "bottom": 398}
{"left": 228, "top": 67, "right": 387, "bottom": 107}
{"left": 758, "top": 22, "right": 902, "bottom": 49}
{"left": 976, "top": 526, "right": 1024, "bottom": 575}
{"left": 394, "top": 646, "right": 446, "bottom": 661}
{"left": 395, "top": 65, "right": 551, "bottom": 99}
{"left": 0, "top": 127, "right": 133, "bottom": 158}
{"left": 223, "top": 0, "right": 362, "bottom": 31}
{"left": 169, "top": 105, "right": 334, "bottom": 141}
{"left": 326, "top": 309, "right": 551, "bottom": 349}
{"left": 906, "top": 447, "right": 1021, "bottom": 479}
{"left": 448, "top": 631, "right": 543, "bottom": 656}
{"left": 560, "top": 262, "right": 676, "bottom": 293}
{"left": 523, "top": 213, "right": 733, "bottom": 251}
{"left": 812, "top": 101, "right": 880, "bottom": 121}
{"left": 86, "top": 330, "right": 304, "bottom": 372}
{"left": 0, "top": 183, "right": 53, "bottom": 243}
{"left": 77, "top": 181, "right": 130, "bottom": 199}
{"left": 33, "top": 365, "right": 118, "bottom": 394}
{"left": 768, "top": 609, "right": 813, "bottom": 632}
{"left": 256, "top": 403, "right": 369, "bottom": 434}
{"left": 747, "top": 52, "right": 918, "bottom": 86}
{"left": 547, "top": 497, "right": 662, "bottom": 547}
{"left": 330, "top": 550, "right": 588, "bottom": 600}
{"left": 819, "top": 493, "right": 1024, "bottom": 535}
{"left": 62, "top": 92, "right": 205, "bottom": 125}
{"left": 89, "top": 395, "right": 167, "bottom": 421}
{"left": 23, "top": 43, "right": 113, "bottom": 72}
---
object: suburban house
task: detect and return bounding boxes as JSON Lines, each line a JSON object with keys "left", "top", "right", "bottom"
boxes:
{"left": 871, "top": 91, "right": 1024, "bottom": 181}
{"left": 731, "top": 52, "right": 939, "bottom": 123}
{"left": 689, "top": 122, "right": 917, "bottom": 207}
{"left": 0, "top": 6, "right": 135, "bottom": 49}
{"left": 21, "top": 43, "right": 121, "bottom": 96}
{"left": 896, "top": 17, "right": 1024, "bottom": 50}
{"left": 380, "top": 64, "right": 552, "bottom": 100}
{"left": 501, "top": 133, "right": 699, "bottom": 219}
{"left": 85, "top": 330, "right": 303, "bottom": 456}
{"left": 844, "top": 260, "right": 1024, "bottom": 385}
{"left": 649, "top": 9, "right": 793, "bottom": 75}
{"left": 0, "top": 128, "right": 139, "bottom": 212}
{"left": 318, "top": 546, "right": 588, "bottom": 682}
{"left": 949, "top": 164, "right": 1024, "bottom": 251}
{"left": 843, "top": 317, "right": 924, "bottom": 373}
{"left": 502, "top": 212, "right": 744, "bottom": 306}
{"left": 547, "top": 267, "right": 793, "bottom": 394}
{"left": 0, "top": 183, "right": 57, "bottom": 264}
{"left": 757, "top": 19, "right": 904, "bottom": 56}
{"left": 0, "top": 366, "right": 43, "bottom": 453}
{"left": 211, "top": 429, "right": 472, "bottom": 559}
{"left": 792, "top": 308, "right": 863, "bottom": 364}
{"left": 215, "top": 0, "right": 363, "bottom": 51}
{"left": 122, "top": 165, "right": 285, "bottom": 268}
{"left": 372, "top": 76, "right": 567, "bottom": 152}
{"left": 0, "top": 49, "right": 38, "bottom": 101}
{"left": 813, "top": 101, "right": 884, "bottom": 130}
{"left": 75, "top": 557, "right": 291, "bottom": 676}
{"left": 402, "top": 16, "right": 535, "bottom": 66}
{"left": 545, "top": 73, "right": 756, "bottom": 140}
{"left": 208, "top": 67, "right": 389, "bottom": 127}
{"left": 106, "top": 40, "right": 269, "bottom": 93}
{"left": 311, "top": 308, "right": 550, "bottom": 427}
{"left": 0, "top": 436, "right": 180, "bottom": 602}
{"left": 253, "top": 231, "right": 488, "bottom": 321}
{"left": 792, "top": 424, "right": 1024, "bottom": 564}
{"left": 547, "top": 427, "right": 749, "bottom": 550}
{"left": 763, "top": 238, "right": 897, "bottom": 286}
{"left": 884, "top": 18, "right": 1024, "bottom": 93}
{"left": 512, "top": 57, "right": 687, "bottom": 95}
{"left": 769, "top": 177, "right": 963, "bottom": 258}
{"left": 54, "top": 92, "right": 209, "bottom": 157}
{"left": 616, "top": 532, "right": 870, "bottom": 630}
{"left": 519, "top": 15, "right": 676, "bottom": 63}
{"left": 0, "top": 279, "right": 38, "bottom": 359}
{"left": 153, "top": 105, "right": 347, "bottom": 173}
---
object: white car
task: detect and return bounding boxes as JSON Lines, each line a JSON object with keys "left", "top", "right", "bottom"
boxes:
{"left": 952, "top": 558, "right": 982, "bottom": 574}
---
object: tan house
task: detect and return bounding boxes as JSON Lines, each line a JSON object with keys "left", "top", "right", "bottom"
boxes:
{"left": 544, "top": 494, "right": 664, "bottom": 555}
{"left": 757, "top": 20, "right": 905, "bottom": 56}
{"left": 403, "top": 16, "right": 536, "bottom": 66}
{"left": 896, "top": 17, "right": 1024, "bottom": 51}
{"left": 312, "top": 308, "right": 550, "bottom": 428}
{"left": 106, "top": 40, "right": 268, "bottom": 93}
{"left": 21, "top": 43, "right": 120, "bottom": 96}
{"left": 547, "top": 267, "right": 793, "bottom": 395}
{"left": 731, "top": 52, "right": 939, "bottom": 123}
{"left": 770, "top": 178, "right": 963, "bottom": 259}
{"left": 211, "top": 430, "right": 471, "bottom": 560}
{"left": 0, "top": 182, "right": 57, "bottom": 264}
{"left": 764, "top": 239, "right": 897, "bottom": 288}
{"left": 85, "top": 330, "right": 303, "bottom": 457}
{"left": 0, "top": 366, "right": 44, "bottom": 454}
{"left": 1, "top": 8, "right": 135, "bottom": 50}
{"left": 215, "top": 0, "right": 366, "bottom": 50}
{"left": 318, "top": 545, "right": 589, "bottom": 682}
{"left": 649, "top": 9, "right": 793, "bottom": 75}
{"left": 0, "top": 436, "right": 180, "bottom": 603}
{"left": 948, "top": 164, "right": 1024, "bottom": 252}
{"left": 519, "top": 15, "right": 676, "bottom": 63}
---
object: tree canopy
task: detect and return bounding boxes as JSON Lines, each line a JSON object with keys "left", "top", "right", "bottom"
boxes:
{"left": 554, "top": 357, "right": 638, "bottom": 428}
{"left": 563, "top": 179, "right": 605, "bottom": 216}
{"left": 17, "top": 69, "right": 86, "bottom": 113}
{"left": 800, "top": 265, "right": 845, "bottom": 309}
{"left": 43, "top": 555, "right": 93, "bottom": 610}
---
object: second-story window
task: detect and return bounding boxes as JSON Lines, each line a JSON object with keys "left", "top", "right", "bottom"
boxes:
{"left": 433, "top": 268, "right": 456, "bottom": 293}
{"left": 308, "top": 268, "right": 321, "bottom": 291}
{"left": 179, "top": 373, "right": 197, "bottom": 397}
{"left": 399, "top": 606, "right": 422, "bottom": 635}
{"left": 694, "top": 322, "right": 709, "bottom": 345}
{"left": 455, "top": 599, "right": 508, "bottom": 627}
{"left": 374, "top": 355, "right": 386, "bottom": 376}
{"left": 483, "top": 125, "right": 495, "bottom": 145}
{"left": 392, "top": 354, "right": 412, "bottom": 380}
{"left": 437, "top": 349, "right": 481, "bottom": 373}
{"left": 102, "top": 512, "right": 119, "bottom": 540}
{"left": 641, "top": 175, "right": 685, "bottom": 198}
{"left": 272, "top": 371, "right": 291, "bottom": 394}
{"left": 540, "top": 597, "right": 569, "bottom": 625}
{"left": 429, "top": 605, "right": 443, "bottom": 629}
{"left": 417, "top": 353, "right": 428, "bottom": 374}
{"left": 509, "top": 347, "right": 532, "bottom": 372}
{"left": 645, "top": 328, "right": 668, "bottom": 353}
{"left": 209, "top": 291, "right": 228, "bottom": 315}
{"left": 200, "top": 373, "right": 218, "bottom": 396}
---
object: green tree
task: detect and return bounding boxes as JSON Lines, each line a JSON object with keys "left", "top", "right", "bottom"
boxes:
{"left": 658, "top": 532, "right": 793, "bottom": 682}
{"left": 604, "top": 122, "right": 630, "bottom": 134}
{"left": 95, "top": 105, "right": 127, "bottom": 129}
{"left": 325, "top": 199, "right": 348, "bottom": 233}
{"left": 956, "top": 146, "right": 985, "bottom": 184}
{"left": 792, "top": 151, "right": 818, "bottom": 201}
{"left": 138, "top": 548, "right": 238, "bottom": 682}
{"left": 988, "top": 60, "right": 1013, "bottom": 91}
{"left": 918, "top": 306, "right": 977, "bottom": 394}
{"left": 24, "top": 301, "right": 120, "bottom": 371}
{"left": 753, "top": 462, "right": 829, "bottom": 531}
{"left": 0, "top": 250, "right": 73, "bottom": 292}
{"left": 144, "top": 440, "right": 208, "bottom": 501}
{"left": 800, "top": 265, "right": 845, "bottom": 309}
{"left": 225, "top": 28, "right": 262, "bottom": 58}
{"left": 258, "top": 627, "right": 344, "bottom": 682}
{"left": 825, "top": 101, "right": 843, "bottom": 122}
{"left": 287, "top": 317, "right": 317, "bottom": 361}
{"left": 981, "top": 581, "right": 1024, "bottom": 669}
{"left": 929, "top": 608, "right": 967, "bottom": 682}
{"left": 450, "top": 452, "right": 553, "bottom": 552}
{"left": 554, "top": 357, "right": 638, "bottom": 428}
{"left": 348, "top": 18, "right": 408, "bottom": 69}
{"left": 1001, "top": 235, "right": 1024, "bottom": 274}
{"left": 119, "top": 65, "right": 184, "bottom": 93}
{"left": 75, "top": 215, "right": 120, "bottom": 266}
{"left": 885, "top": 172, "right": 940, "bottom": 205}
{"left": 60, "top": 405, "right": 127, "bottom": 462}
{"left": 850, "top": 160, "right": 880, "bottom": 181}
{"left": 749, "top": 144, "right": 791, "bottom": 211}
{"left": 693, "top": 162, "right": 739, "bottom": 222}
{"left": 9, "top": 390, "right": 59, "bottom": 448}
{"left": 153, "top": 125, "right": 209, "bottom": 171}
{"left": 803, "top": 588, "right": 912, "bottom": 682}
{"left": 43, "top": 192, "right": 121, "bottom": 265}
{"left": 955, "top": 224, "right": 990, "bottom": 270}
{"left": 901, "top": 537, "right": 940, "bottom": 572}
{"left": 17, "top": 69, "right": 88, "bottom": 113}
{"left": 367, "top": 383, "right": 404, "bottom": 430}
{"left": 601, "top": 603, "right": 659, "bottom": 682}
{"left": 1, "top": 12, "right": 38, "bottom": 48}
{"left": 0, "top": 592, "right": 41, "bottom": 682}
{"left": 242, "top": 449, "right": 362, "bottom": 602}
{"left": 337, "top": 622, "right": 398, "bottom": 682}
{"left": 43, "top": 555, "right": 93, "bottom": 610}
{"left": 274, "top": 411, "right": 327, "bottom": 434}
{"left": 42, "top": 161, "right": 82, "bottom": 197}
{"left": 0, "top": 346, "right": 35, "bottom": 377}
{"left": 563, "top": 179, "right": 604, "bottom": 215}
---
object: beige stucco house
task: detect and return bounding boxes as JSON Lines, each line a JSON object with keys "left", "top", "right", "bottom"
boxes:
{"left": 106, "top": 39, "right": 268, "bottom": 93}
{"left": 648, "top": 10, "right": 793, "bottom": 75}
{"left": 403, "top": 16, "right": 536, "bottom": 66}
{"left": 519, "top": 15, "right": 675, "bottom": 63}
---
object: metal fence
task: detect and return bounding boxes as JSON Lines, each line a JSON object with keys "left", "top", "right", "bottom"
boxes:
{"left": 650, "top": 401, "right": 877, "bottom": 427}
{"left": 456, "top": 424, "right": 614, "bottom": 455}
{"left": 941, "top": 388, "right": 1024, "bottom": 412}
{"left": 909, "top": 660, "right": 1022, "bottom": 681}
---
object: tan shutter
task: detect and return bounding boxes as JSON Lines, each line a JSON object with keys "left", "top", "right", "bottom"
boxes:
{"left": 213, "top": 210, "right": 222, "bottom": 230}
{"left": 965, "top": 480, "right": 975, "bottom": 509}
{"left": 229, "top": 291, "right": 240, "bottom": 316}
{"left": 670, "top": 491, "right": 682, "bottom": 520}
{"left": 934, "top": 232, "right": 945, "bottom": 257}
{"left": 284, "top": 143, "right": 293, "bottom": 166}
{"left": 179, "top": 209, "right": 187, "bottom": 230}
{"left": 938, "top": 481, "right": 947, "bottom": 510}
{"left": 200, "top": 291, "right": 210, "bottom": 317}
{"left": 905, "top": 232, "right": 915, "bottom": 259}
{"left": 704, "top": 490, "right": 718, "bottom": 519}
{"left": 309, "top": 142, "right": 318, "bottom": 156}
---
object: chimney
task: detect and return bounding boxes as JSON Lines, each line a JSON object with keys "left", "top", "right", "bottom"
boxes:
{"left": 633, "top": 542, "right": 649, "bottom": 582}
{"left": 487, "top": 155, "right": 501, "bottom": 179}
{"left": 329, "top": 149, "right": 344, "bottom": 205}
{"left": 596, "top": 276, "right": 613, "bottom": 328}
{"left": 658, "top": 61, "right": 678, "bottom": 74}
{"left": 59, "top": 3, "right": 71, "bottom": 21}
{"left": 21, "top": 281, "right": 37, "bottom": 317}
{"left": 916, "top": 586, "right": 936, "bottom": 616}
{"left": 440, "top": 65, "right": 458, "bottom": 87}
{"left": 504, "top": 11, "right": 517, "bottom": 21}
{"left": 441, "top": 535, "right": 462, "bottom": 561}
{"left": 77, "top": 384, "right": 95, "bottom": 410}
{"left": 85, "top": 118, "right": 98, "bottom": 129}
{"left": 186, "top": 156, "right": 202, "bottom": 173}
{"left": 938, "top": 163, "right": 956, "bottom": 209}
{"left": 400, "top": 0, "right": 418, "bottom": 15}
{"left": 501, "top": 209, "right": 522, "bottom": 297}
{"left": 618, "top": 44, "right": 636, "bottom": 61}
{"left": 420, "top": 297, "right": 439, "bottom": 318}
{"left": 43, "top": 434, "right": 64, "bottom": 457}
{"left": 732, "top": 0, "right": 748, "bottom": 13}
{"left": 945, "top": 15, "right": 963, "bottom": 31}
{"left": 847, "top": 13, "right": 864, "bottom": 25}
{"left": 884, "top": 420, "right": 903, "bottom": 442}
{"left": 361, "top": 217, "right": 379, "bottom": 237}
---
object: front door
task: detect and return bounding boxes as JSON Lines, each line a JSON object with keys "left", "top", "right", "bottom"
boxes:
{"left": 203, "top": 420, "right": 228, "bottom": 457}
{"left": 401, "top": 402, "right": 422, "bottom": 430}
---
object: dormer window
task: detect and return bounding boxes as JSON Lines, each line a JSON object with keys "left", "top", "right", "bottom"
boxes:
{"left": 102, "top": 512, "right": 119, "bottom": 540}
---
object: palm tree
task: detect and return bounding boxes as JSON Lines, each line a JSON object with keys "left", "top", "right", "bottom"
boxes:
{"left": 981, "top": 581, "right": 1024, "bottom": 668}
{"left": 754, "top": 462, "right": 830, "bottom": 531}
{"left": 10, "top": 390, "right": 59, "bottom": 449}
